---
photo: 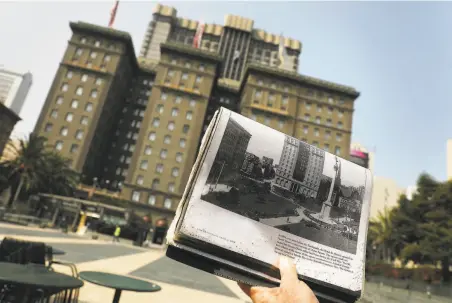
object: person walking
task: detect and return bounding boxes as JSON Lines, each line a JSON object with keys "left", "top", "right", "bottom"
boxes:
{"left": 112, "top": 225, "right": 121, "bottom": 243}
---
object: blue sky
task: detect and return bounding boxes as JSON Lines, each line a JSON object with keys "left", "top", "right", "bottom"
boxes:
{"left": 1, "top": 1, "right": 451, "bottom": 188}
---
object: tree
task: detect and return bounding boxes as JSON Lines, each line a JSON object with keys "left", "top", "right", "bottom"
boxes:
{"left": 368, "top": 207, "right": 397, "bottom": 263}
{"left": 0, "top": 134, "right": 79, "bottom": 208}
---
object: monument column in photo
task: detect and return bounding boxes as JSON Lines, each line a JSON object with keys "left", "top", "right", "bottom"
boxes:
{"left": 320, "top": 157, "right": 340, "bottom": 220}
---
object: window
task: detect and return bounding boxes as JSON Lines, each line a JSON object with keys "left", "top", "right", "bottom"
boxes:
{"left": 60, "top": 127, "right": 68, "bottom": 136}
{"left": 65, "top": 113, "right": 74, "bottom": 122}
{"left": 270, "top": 82, "right": 276, "bottom": 89}
{"left": 338, "top": 110, "right": 344, "bottom": 118}
{"left": 171, "top": 108, "right": 179, "bottom": 116}
{"left": 90, "top": 51, "right": 97, "bottom": 59}
{"left": 179, "top": 139, "right": 186, "bottom": 148}
{"left": 133, "top": 133, "right": 138, "bottom": 140}
{"left": 255, "top": 90, "right": 262, "bottom": 98}
{"left": 264, "top": 116, "right": 270, "bottom": 125}
{"left": 61, "top": 83, "right": 69, "bottom": 92}
{"left": 85, "top": 103, "right": 93, "bottom": 112}
{"left": 81, "top": 74, "right": 88, "bottom": 82}
{"left": 75, "top": 130, "right": 84, "bottom": 140}
{"left": 303, "top": 126, "right": 308, "bottom": 134}
{"left": 76, "top": 86, "right": 83, "bottom": 96}
{"left": 148, "top": 132, "right": 156, "bottom": 141}
{"left": 305, "top": 102, "right": 311, "bottom": 110}
{"left": 80, "top": 116, "right": 89, "bottom": 125}
{"left": 148, "top": 195, "right": 156, "bottom": 205}
{"left": 199, "top": 64, "right": 205, "bottom": 71}
{"left": 56, "top": 96, "right": 64, "bottom": 105}
{"left": 176, "top": 153, "right": 183, "bottom": 163}
{"left": 328, "top": 96, "right": 334, "bottom": 104}
{"left": 161, "top": 92, "right": 167, "bottom": 101}
{"left": 282, "top": 96, "right": 288, "bottom": 108}
{"left": 181, "top": 73, "right": 188, "bottom": 80}
{"left": 312, "top": 141, "right": 319, "bottom": 147}
{"left": 172, "top": 168, "right": 180, "bottom": 177}
{"left": 55, "top": 141, "right": 63, "bottom": 151}
{"left": 151, "top": 179, "right": 160, "bottom": 190}
{"left": 337, "top": 122, "right": 343, "bottom": 129}
{"left": 339, "top": 98, "right": 345, "bottom": 105}
{"left": 136, "top": 175, "right": 144, "bottom": 185}
{"left": 74, "top": 47, "right": 83, "bottom": 58}
{"left": 325, "top": 131, "right": 331, "bottom": 139}
{"left": 156, "top": 104, "right": 164, "bottom": 114}
{"left": 144, "top": 145, "right": 152, "bottom": 155}
{"left": 257, "top": 79, "right": 263, "bottom": 86}
{"left": 50, "top": 110, "right": 58, "bottom": 119}
{"left": 324, "top": 144, "right": 330, "bottom": 152}
{"left": 168, "top": 183, "right": 175, "bottom": 193}
{"left": 156, "top": 163, "right": 164, "bottom": 173}
{"left": 183, "top": 125, "right": 190, "bottom": 134}
{"left": 160, "top": 149, "right": 168, "bottom": 159}
{"left": 90, "top": 90, "right": 98, "bottom": 98}
{"left": 140, "top": 160, "right": 148, "bottom": 170}
{"left": 251, "top": 114, "right": 257, "bottom": 121}
{"left": 152, "top": 118, "right": 160, "bottom": 127}
{"left": 336, "top": 133, "right": 342, "bottom": 141}
{"left": 95, "top": 78, "right": 103, "bottom": 85}
{"left": 167, "top": 121, "right": 175, "bottom": 131}
{"left": 195, "top": 76, "right": 202, "bottom": 83}
{"left": 164, "top": 135, "right": 171, "bottom": 144}
{"left": 164, "top": 198, "right": 172, "bottom": 209}
{"left": 315, "top": 116, "right": 321, "bottom": 124}
{"left": 70, "top": 100, "right": 78, "bottom": 109}
{"left": 44, "top": 123, "right": 53, "bottom": 132}
{"left": 186, "top": 111, "right": 193, "bottom": 120}
{"left": 66, "top": 71, "right": 73, "bottom": 79}
{"left": 175, "top": 96, "right": 182, "bottom": 104}
{"left": 304, "top": 114, "right": 310, "bottom": 121}
{"left": 132, "top": 191, "right": 140, "bottom": 202}
{"left": 189, "top": 99, "right": 196, "bottom": 107}
{"left": 139, "top": 110, "right": 145, "bottom": 117}
{"left": 104, "top": 55, "right": 111, "bottom": 62}
{"left": 314, "top": 128, "right": 319, "bottom": 137}
{"left": 283, "top": 86, "right": 289, "bottom": 92}
{"left": 328, "top": 107, "right": 333, "bottom": 115}
{"left": 278, "top": 120, "right": 284, "bottom": 129}
{"left": 317, "top": 106, "right": 322, "bottom": 113}
{"left": 129, "top": 145, "right": 135, "bottom": 152}
{"left": 70, "top": 144, "right": 79, "bottom": 153}
{"left": 335, "top": 146, "right": 341, "bottom": 155}
{"left": 326, "top": 119, "right": 332, "bottom": 127}
{"left": 167, "top": 70, "right": 175, "bottom": 77}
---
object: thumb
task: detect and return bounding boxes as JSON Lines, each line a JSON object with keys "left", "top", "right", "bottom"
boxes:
{"left": 279, "top": 256, "right": 298, "bottom": 287}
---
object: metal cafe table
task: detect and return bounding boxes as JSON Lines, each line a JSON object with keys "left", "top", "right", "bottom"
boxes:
{"left": 80, "top": 271, "right": 161, "bottom": 303}
{"left": 0, "top": 262, "right": 83, "bottom": 302}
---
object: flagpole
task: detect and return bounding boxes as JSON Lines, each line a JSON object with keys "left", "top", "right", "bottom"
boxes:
{"left": 109, "top": 0, "right": 120, "bottom": 28}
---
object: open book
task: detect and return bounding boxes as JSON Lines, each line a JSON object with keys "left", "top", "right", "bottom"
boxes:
{"left": 166, "top": 107, "right": 373, "bottom": 303}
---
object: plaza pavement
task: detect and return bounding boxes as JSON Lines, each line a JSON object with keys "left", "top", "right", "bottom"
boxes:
{"left": 0, "top": 222, "right": 449, "bottom": 303}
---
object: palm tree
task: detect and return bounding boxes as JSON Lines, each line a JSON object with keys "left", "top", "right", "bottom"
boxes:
{"left": 369, "top": 207, "right": 396, "bottom": 263}
{"left": 0, "top": 134, "right": 79, "bottom": 208}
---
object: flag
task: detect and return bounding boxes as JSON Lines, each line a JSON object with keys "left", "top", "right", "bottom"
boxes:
{"left": 193, "top": 21, "right": 205, "bottom": 48}
{"left": 278, "top": 33, "right": 288, "bottom": 67}
{"left": 108, "top": 0, "right": 120, "bottom": 28}
{"left": 233, "top": 49, "right": 241, "bottom": 62}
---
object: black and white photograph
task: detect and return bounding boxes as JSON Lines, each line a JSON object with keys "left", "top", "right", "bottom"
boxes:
{"left": 201, "top": 114, "right": 368, "bottom": 254}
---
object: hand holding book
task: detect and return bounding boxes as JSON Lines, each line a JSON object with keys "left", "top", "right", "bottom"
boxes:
{"left": 238, "top": 256, "right": 319, "bottom": 303}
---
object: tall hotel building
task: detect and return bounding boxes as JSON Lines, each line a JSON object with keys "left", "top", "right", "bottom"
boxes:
{"left": 34, "top": 4, "right": 360, "bottom": 222}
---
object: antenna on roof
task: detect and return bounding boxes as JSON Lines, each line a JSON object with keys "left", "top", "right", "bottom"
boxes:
{"left": 108, "top": 0, "right": 120, "bottom": 28}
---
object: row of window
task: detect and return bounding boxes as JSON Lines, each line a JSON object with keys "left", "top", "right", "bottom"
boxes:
{"left": 302, "top": 127, "right": 343, "bottom": 141}
{"left": 79, "top": 36, "right": 117, "bottom": 51}
{"left": 139, "top": 160, "right": 180, "bottom": 177}
{"left": 136, "top": 177, "right": 176, "bottom": 193}
{"left": 131, "top": 191, "right": 173, "bottom": 209}
{"left": 66, "top": 71, "right": 103, "bottom": 86}
{"left": 54, "top": 141, "right": 80, "bottom": 154}
{"left": 168, "top": 57, "right": 206, "bottom": 72}
{"left": 301, "top": 139, "right": 341, "bottom": 155}
{"left": 148, "top": 132, "right": 187, "bottom": 148}
{"left": 159, "top": 93, "right": 197, "bottom": 107}
{"left": 255, "top": 79, "right": 347, "bottom": 105}
{"left": 73, "top": 47, "right": 112, "bottom": 65}
{"left": 301, "top": 114, "right": 344, "bottom": 129}
{"left": 167, "top": 69, "right": 203, "bottom": 83}
{"left": 61, "top": 83, "right": 99, "bottom": 99}
{"left": 142, "top": 145, "right": 184, "bottom": 162}
{"left": 50, "top": 108, "right": 93, "bottom": 121}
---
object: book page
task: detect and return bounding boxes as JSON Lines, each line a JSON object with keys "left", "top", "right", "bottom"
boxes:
{"left": 179, "top": 108, "right": 373, "bottom": 292}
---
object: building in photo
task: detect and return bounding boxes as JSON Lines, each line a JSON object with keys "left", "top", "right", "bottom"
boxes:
{"left": 0, "top": 68, "right": 32, "bottom": 116}
{"left": 33, "top": 3, "right": 360, "bottom": 223}
{"left": 273, "top": 136, "right": 325, "bottom": 199}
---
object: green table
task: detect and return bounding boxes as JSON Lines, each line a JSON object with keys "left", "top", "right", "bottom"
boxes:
{"left": 79, "top": 271, "right": 161, "bottom": 303}
{"left": 0, "top": 262, "right": 83, "bottom": 302}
